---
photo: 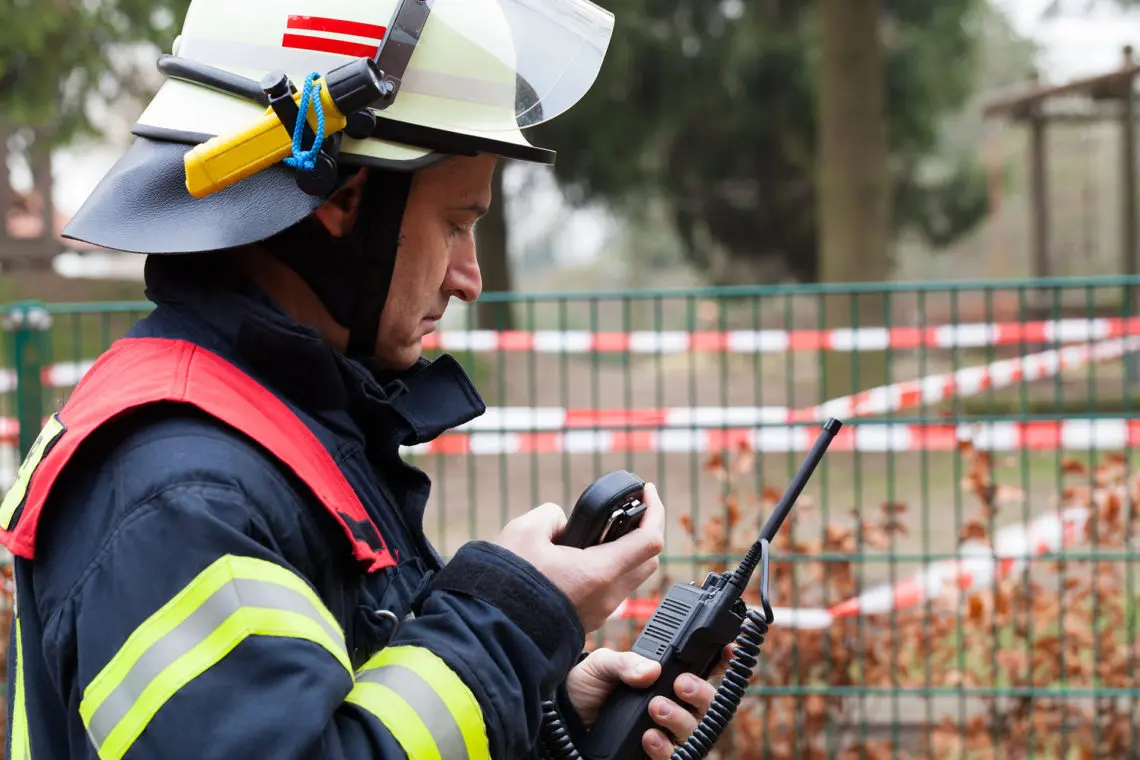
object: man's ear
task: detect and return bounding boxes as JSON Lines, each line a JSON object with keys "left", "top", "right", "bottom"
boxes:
{"left": 313, "top": 168, "right": 369, "bottom": 237}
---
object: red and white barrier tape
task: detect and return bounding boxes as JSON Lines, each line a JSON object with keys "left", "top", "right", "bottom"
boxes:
{"left": 403, "top": 419, "right": 1140, "bottom": 456}
{"left": 450, "top": 335, "right": 1137, "bottom": 431}
{"left": 0, "top": 334, "right": 1134, "bottom": 449}
{"left": 0, "top": 316, "right": 1137, "bottom": 396}
{"left": 456, "top": 406, "right": 798, "bottom": 431}
{"left": 609, "top": 505, "right": 1094, "bottom": 629}
{"left": 0, "top": 360, "right": 96, "bottom": 394}
{"left": 1, "top": 417, "right": 1136, "bottom": 453}
{"left": 419, "top": 317, "right": 1140, "bottom": 354}
{"left": 436, "top": 335, "right": 1139, "bottom": 442}
{"left": 806, "top": 335, "right": 1140, "bottom": 420}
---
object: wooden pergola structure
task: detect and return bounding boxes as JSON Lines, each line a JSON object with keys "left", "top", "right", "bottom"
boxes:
{"left": 983, "top": 45, "right": 1138, "bottom": 289}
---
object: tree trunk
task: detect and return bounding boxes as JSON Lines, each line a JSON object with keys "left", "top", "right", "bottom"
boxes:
{"left": 30, "top": 131, "right": 54, "bottom": 244}
{"left": 0, "top": 127, "right": 11, "bottom": 240}
{"left": 816, "top": 0, "right": 893, "bottom": 401}
{"left": 474, "top": 161, "right": 515, "bottom": 330}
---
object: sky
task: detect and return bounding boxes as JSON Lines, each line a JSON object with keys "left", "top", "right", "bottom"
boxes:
{"left": 993, "top": 0, "right": 1139, "bottom": 79}
{"left": 25, "top": 0, "right": 1140, "bottom": 279}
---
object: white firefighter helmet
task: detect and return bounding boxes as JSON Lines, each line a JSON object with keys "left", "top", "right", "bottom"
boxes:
{"left": 145, "top": 0, "right": 614, "bottom": 168}
{"left": 62, "top": 0, "right": 615, "bottom": 255}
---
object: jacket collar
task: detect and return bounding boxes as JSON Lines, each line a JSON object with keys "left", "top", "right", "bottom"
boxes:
{"left": 137, "top": 254, "right": 486, "bottom": 447}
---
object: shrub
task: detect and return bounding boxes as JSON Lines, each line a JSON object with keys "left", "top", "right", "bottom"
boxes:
{"left": 595, "top": 441, "right": 1139, "bottom": 759}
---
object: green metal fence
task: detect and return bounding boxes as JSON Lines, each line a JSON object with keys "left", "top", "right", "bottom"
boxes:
{"left": 2, "top": 275, "right": 1139, "bottom": 759}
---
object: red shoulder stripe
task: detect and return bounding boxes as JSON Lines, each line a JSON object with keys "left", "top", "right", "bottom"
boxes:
{"left": 0, "top": 337, "right": 395, "bottom": 572}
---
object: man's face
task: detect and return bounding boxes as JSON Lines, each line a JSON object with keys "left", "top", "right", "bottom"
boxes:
{"left": 316, "top": 155, "right": 495, "bottom": 370}
{"left": 379, "top": 154, "right": 494, "bottom": 369}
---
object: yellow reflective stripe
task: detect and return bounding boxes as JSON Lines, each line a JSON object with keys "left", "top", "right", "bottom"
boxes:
{"left": 1, "top": 414, "right": 65, "bottom": 529}
{"left": 345, "top": 682, "right": 442, "bottom": 760}
{"left": 10, "top": 615, "right": 31, "bottom": 760}
{"left": 351, "top": 645, "right": 491, "bottom": 760}
{"left": 79, "top": 555, "right": 350, "bottom": 760}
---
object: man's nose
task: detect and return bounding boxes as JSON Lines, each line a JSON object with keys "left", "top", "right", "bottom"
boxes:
{"left": 446, "top": 248, "right": 483, "bottom": 302}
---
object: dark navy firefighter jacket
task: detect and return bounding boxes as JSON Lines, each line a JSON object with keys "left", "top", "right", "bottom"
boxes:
{"left": 2, "top": 256, "right": 589, "bottom": 760}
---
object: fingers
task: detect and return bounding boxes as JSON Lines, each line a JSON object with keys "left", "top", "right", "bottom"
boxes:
{"left": 639, "top": 482, "right": 666, "bottom": 536}
{"left": 500, "top": 502, "right": 569, "bottom": 544}
{"left": 633, "top": 483, "right": 666, "bottom": 562}
{"left": 529, "top": 502, "right": 569, "bottom": 540}
{"left": 591, "top": 482, "right": 666, "bottom": 572}
{"left": 644, "top": 694, "right": 699, "bottom": 759}
{"left": 643, "top": 728, "right": 676, "bottom": 760}
{"left": 643, "top": 671, "right": 718, "bottom": 759}
{"left": 649, "top": 695, "right": 698, "bottom": 737}
{"left": 566, "top": 649, "right": 662, "bottom": 727}
{"left": 673, "top": 673, "right": 717, "bottom": 715}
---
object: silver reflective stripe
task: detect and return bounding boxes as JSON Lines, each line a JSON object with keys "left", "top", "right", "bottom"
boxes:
{"left": 358, "top": 664, "right": 469, "bottom": 760}
{"left": 174, "top": 37, "right": 516, "bottom": 109}
{"left": 403, "top": 69, "right": 516, "bottom": 110}
{"left": 85, "top": 578, "right": 342, "bottom": 748}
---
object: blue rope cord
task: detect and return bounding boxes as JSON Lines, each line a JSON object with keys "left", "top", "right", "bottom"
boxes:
{"left": 284, "top": 73, "right": 326, "bottom": 172}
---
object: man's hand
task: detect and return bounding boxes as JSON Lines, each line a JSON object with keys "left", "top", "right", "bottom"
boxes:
{"left": 564, "top": 646, "right": 734, "bottom": 760}
{"left": 492, "top": 483, "right": 666, "bottom": 632}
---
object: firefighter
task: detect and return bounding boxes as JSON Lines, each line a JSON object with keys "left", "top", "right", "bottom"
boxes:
{"left": 1, "top": 1, "right": 725, "bottom": 758}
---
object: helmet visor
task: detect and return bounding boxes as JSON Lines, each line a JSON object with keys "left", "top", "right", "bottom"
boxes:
{"left": 384, "top": 0, "right": 614, "bottom": 132}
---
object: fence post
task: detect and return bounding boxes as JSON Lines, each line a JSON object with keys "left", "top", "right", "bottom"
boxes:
{"left": 3, "top": 301, "right": 51, "bottom": 459}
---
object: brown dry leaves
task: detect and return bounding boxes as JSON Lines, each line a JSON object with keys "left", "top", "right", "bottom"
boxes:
{"left": 598, "top": 440, "right": 1140, "bottom": 759}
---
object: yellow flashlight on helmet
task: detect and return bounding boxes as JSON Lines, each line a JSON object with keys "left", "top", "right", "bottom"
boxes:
{"left": 183, "top": 57, "right": 389, "bottom": 199}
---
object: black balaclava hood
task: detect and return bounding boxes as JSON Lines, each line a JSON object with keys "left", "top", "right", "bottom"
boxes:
{"left": 59, "top": 135, "right": 428, "bottom": 364}
{"left": 261, "top": 166, "right": 414, "bottom": 360}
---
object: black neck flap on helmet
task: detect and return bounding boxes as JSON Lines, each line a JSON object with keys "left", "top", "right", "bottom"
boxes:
{"left": 261, "top": 167, "right": 412, "bottom": 359}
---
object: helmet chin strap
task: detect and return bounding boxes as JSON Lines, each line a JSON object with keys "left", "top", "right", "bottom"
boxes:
{"left": 264, "top": 167, "right": 414, "bottom": 364}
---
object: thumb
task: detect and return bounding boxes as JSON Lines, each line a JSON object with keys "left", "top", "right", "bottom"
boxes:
{"left": 586, "top": 649, "right": 660, "bottom": 688}
{"left": 588, "top": 484, "right": 665, "bottom": 570}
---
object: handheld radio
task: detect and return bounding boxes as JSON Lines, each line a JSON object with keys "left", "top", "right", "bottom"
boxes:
{"left": 555, "top": 469, "right": 650, "bottom": 549}
{"left": 543, "top": 418, "right": 843, "bottom": 760}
